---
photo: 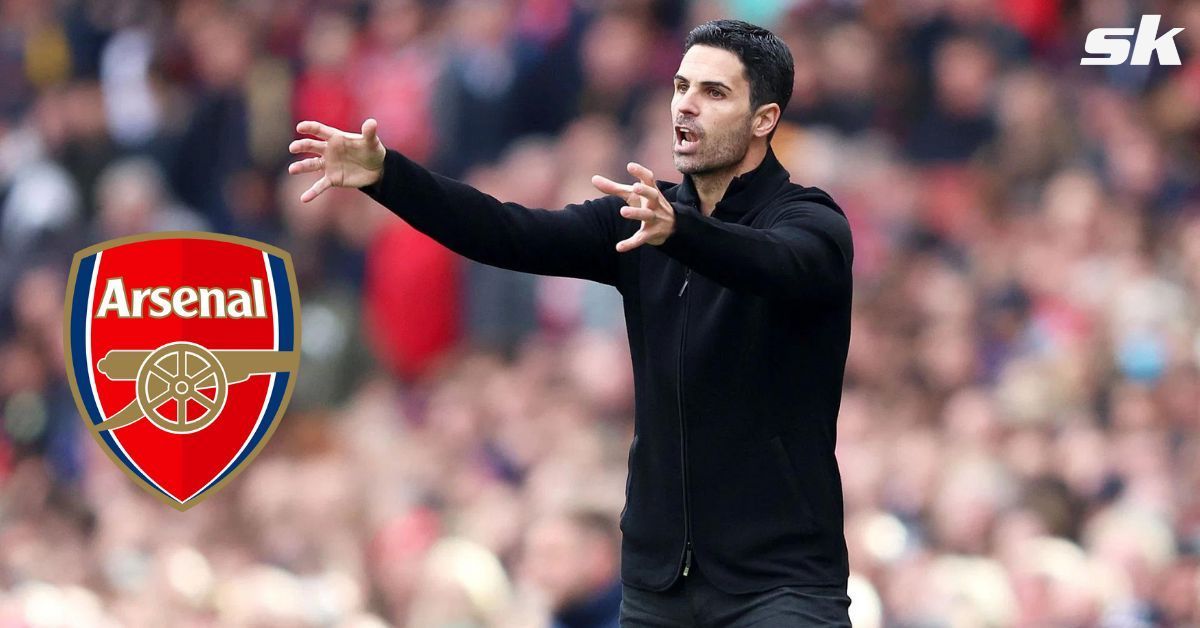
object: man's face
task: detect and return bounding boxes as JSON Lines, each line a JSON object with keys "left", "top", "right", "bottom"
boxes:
{"left": 521, "top": 519, "right": 596, "bottom": 608}
{"left": 672, "top": 45, "right": 756, "bottom": 176}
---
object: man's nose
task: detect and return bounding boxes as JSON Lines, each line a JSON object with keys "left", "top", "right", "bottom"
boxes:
{"left": 675, "top": 90, "right": 700, "bottom": 117}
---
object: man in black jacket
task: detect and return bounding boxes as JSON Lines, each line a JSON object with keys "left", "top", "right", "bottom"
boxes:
{"left": 289, "top": 19, "right": 853, "bottom": 627}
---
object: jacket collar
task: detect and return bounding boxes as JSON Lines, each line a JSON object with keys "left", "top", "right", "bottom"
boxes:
{"left": 674, "top": 147, "right": 791, "bottom": 220}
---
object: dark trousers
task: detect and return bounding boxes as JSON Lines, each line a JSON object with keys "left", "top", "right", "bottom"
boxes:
{"left": 619, "top": 561, "right": 851, "bottom": 627}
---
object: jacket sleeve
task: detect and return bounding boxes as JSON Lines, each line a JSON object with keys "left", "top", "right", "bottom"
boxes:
{"left": 359, "top": 149, "right": 624, "bottom": 286}
{"left": 656, "top": 200, "right": 853, "bottom": 303}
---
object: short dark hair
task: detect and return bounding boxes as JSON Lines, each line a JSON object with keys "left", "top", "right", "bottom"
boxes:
{"left": 684, "top": 20, "right": 795, "bottom": 114}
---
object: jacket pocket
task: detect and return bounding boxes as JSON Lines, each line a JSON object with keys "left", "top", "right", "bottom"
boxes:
{"left": 768, "top": 436, "right": 802, "bottom": 500}
{"left": 768, "top": 435, "right": 817, "bottom": 528}
{"left": 619, "top": 434, "right": 638, "bottom": 530}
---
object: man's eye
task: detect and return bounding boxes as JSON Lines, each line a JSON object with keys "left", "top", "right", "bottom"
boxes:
{"left": 676, "top": 83, "right": 688, "bottom": 93}
{"left": 709, "top": 89, "right": 723, "bottom": 98}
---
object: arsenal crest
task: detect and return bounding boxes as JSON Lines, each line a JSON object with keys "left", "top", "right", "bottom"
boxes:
{"left": 63, "top": 233, "right": 301, "bottom": 510}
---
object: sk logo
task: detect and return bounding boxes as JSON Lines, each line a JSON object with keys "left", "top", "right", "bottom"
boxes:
{"left": 64, "top": 233, "right": 301, "bottom": 510}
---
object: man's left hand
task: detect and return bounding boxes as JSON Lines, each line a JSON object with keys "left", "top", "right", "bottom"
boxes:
{"left": 592, "top": 162, "right": 676, "bottom": 253}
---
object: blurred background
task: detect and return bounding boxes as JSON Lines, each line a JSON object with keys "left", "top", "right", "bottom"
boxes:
{"left": 0, "top": 0, "right": 1199, "bottom": 625}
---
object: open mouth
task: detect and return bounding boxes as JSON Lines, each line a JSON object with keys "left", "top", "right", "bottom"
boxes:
{"left": 675, "top": 125, "right": 700, "bottom": 153}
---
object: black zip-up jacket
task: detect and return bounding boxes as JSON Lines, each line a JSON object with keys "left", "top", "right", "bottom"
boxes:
{"left": 361, "top": 146, "right": 853, "bottom": 594}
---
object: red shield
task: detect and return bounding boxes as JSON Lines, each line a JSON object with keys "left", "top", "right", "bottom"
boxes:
{"left": 64, "top": 233, "right": 300, "bottom": 510}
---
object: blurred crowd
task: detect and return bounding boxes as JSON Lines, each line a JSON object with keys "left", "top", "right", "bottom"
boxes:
{"left": 1, "top": 0, "right": 1199, "bottom": 625}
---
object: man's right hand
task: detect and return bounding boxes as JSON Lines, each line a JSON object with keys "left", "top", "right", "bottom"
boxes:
{"left": 288, "top": 118, "right": 386, "bottom": 203}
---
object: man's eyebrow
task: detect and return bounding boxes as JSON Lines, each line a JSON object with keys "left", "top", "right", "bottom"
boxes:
{"left": 673, "top": 75, "right": 733, "bottom": 92}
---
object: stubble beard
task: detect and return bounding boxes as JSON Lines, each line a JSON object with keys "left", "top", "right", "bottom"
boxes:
{"left": 673, "top": 121, "right": 754, "bottom": 179}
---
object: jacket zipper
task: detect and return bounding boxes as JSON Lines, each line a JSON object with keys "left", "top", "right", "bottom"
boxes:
{"left": 677, "top": 265, "right": 693, "bottom": 577}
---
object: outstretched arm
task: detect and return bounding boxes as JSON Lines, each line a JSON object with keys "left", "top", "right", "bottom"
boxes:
{"left": 288, "top": 119, "right": 625, "bottom": 286}
{"left": 595, "top": 162, "right": 853, "bottom": 303}
{"left": 657, "top": 200, "right": 853, "bottom": 303}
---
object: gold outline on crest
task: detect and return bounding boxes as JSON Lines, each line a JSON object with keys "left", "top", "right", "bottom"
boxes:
{"left": 63, "top": 231, "right": 302, "bottom": 512}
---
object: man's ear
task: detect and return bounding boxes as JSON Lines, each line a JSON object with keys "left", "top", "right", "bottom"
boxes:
{"left": 752, "top": 103, "right": 781, "bottom": 139}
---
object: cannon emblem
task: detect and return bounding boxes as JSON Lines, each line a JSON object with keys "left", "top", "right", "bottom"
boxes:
{"left": 94, "top": 342, "right": 299, "bottom": 434}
